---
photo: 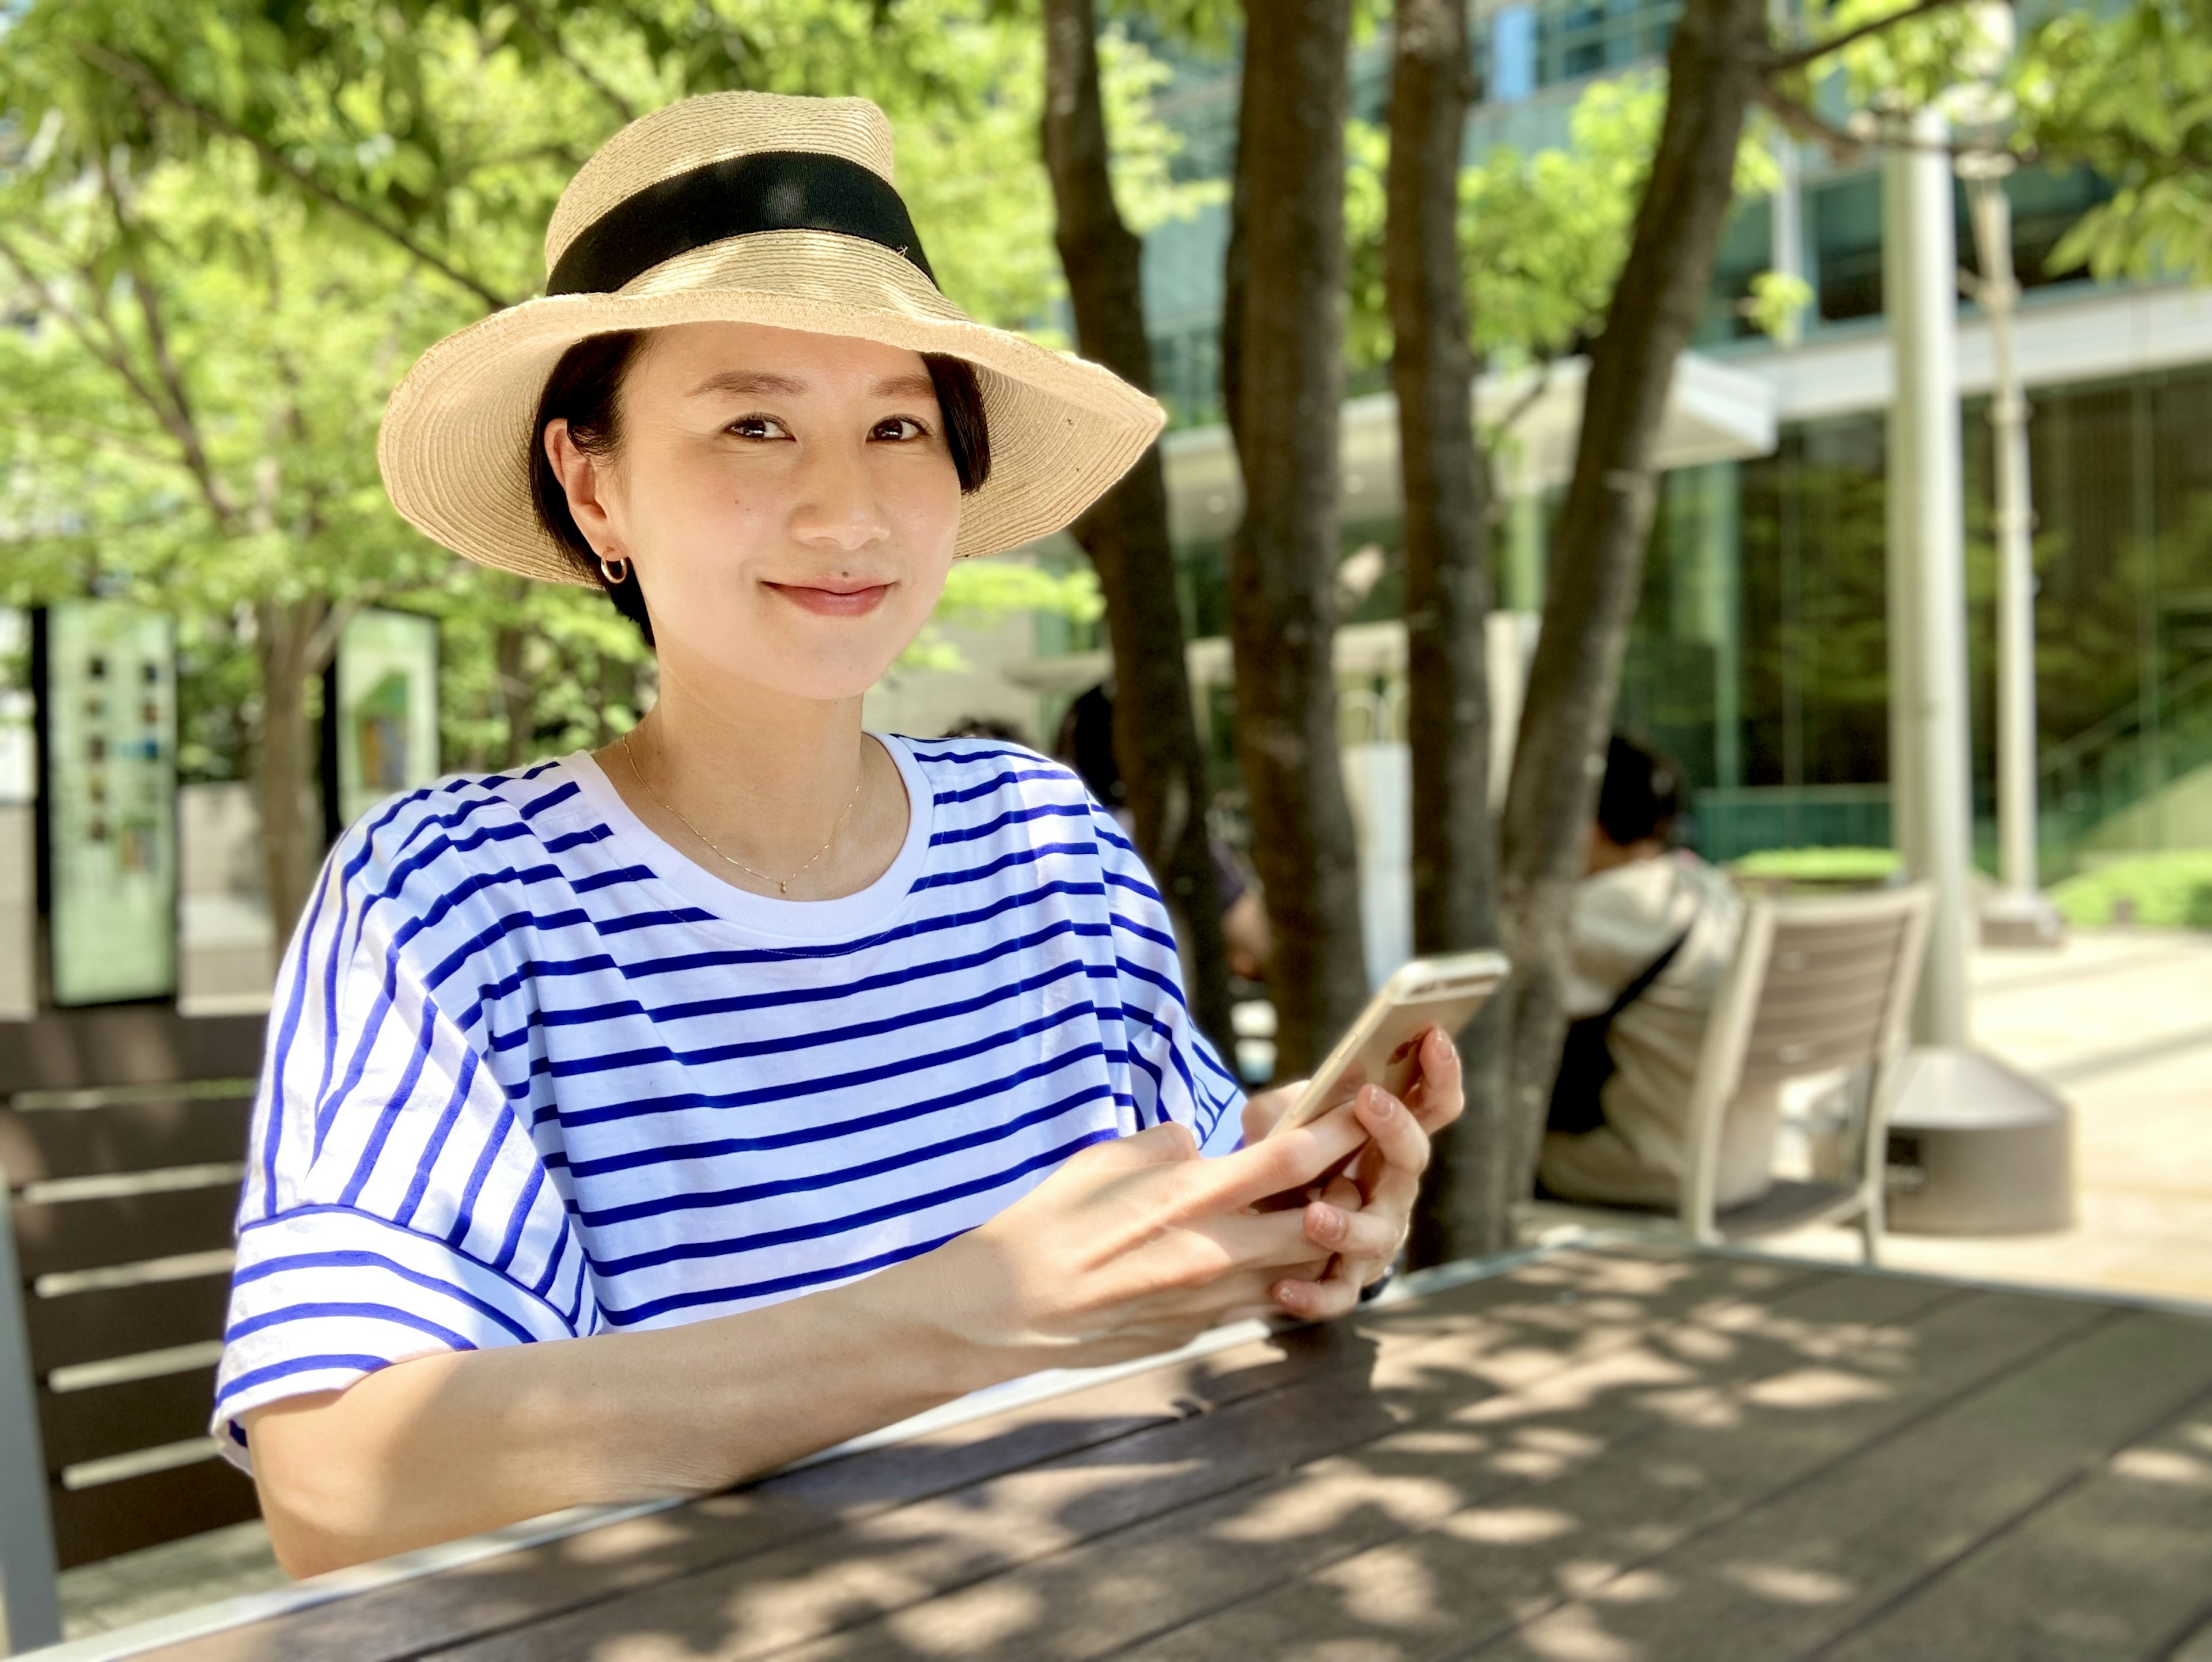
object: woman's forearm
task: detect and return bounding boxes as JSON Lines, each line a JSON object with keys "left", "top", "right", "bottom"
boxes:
{"left": 244, "top": 1111, "right": 1386, "bottom": 1577}
{"left": 243, "top": 1255, "right": 1002, "bottom": 1577}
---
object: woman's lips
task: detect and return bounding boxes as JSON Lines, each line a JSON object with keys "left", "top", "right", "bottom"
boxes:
{"left": 766, "top": 581, "right": 891, "bottom": 618}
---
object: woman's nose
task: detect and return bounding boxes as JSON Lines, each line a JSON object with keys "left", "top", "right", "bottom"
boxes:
{"left": 788, "top": 439, "right": 891, "bottom": 552}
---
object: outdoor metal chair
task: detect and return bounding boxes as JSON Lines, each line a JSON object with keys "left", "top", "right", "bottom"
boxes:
{"left": 0, "top": 1010, "right": 263, "bottom": 1653}
{"left": 1523, "top": 882, "right": 1936, "bottom": 1263}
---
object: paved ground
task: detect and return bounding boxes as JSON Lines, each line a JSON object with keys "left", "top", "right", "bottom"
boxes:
{"left": 1760, "top": 927, "right": 2212, "bottom": 1306}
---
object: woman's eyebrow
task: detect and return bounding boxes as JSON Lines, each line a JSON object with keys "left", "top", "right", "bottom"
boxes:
{"left": 689, "top": 370, "right": 807, "bottom": 398}
{"left": 873, "top": 373, "right": 938, "bottom": 400}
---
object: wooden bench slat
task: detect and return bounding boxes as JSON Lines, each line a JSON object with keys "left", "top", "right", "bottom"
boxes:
{"left": 50, "top": 1454, "right": 259, "bottom": 1570}
{"left": 13, "top": 1185, "right": 241, "bottom": 1281}
{"left": 40, "top": 1365, "right": 222, "bottom": 1475}
{"left": 0, "top": 1012, "right": 266, "bottom": 1095}
{"left": 0, "top": 1099, "right": 253, "bottom": 1187}
{"left": 25, "top": 1273, "right": 232, "bottom": 1375}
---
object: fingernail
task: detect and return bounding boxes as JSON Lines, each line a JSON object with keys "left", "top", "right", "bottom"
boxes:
{"left": 1309, "top": 1202, "right": 1345, "bottom": 1241}
{"left": 1275, "top": 1281, "right": 1306, "bottom": 1312}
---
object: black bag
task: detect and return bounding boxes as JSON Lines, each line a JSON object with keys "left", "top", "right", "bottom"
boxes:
{"left": 1546, "top": 926, "right": 1693, "bottom": 1138}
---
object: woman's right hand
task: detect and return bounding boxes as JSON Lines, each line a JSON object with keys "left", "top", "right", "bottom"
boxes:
{"left": 908, "top": 1108, "right": 1374, "bottom": 1377}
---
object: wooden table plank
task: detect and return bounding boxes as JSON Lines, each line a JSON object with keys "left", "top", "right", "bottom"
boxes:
{"left": 751, "top": 1268, "right": 1965, "bottom": 1662}
{"left": 1480, "top": 1305, "right": 2212, "bottom": 1662}
{"left": 2173, "top": 1611, "right": 2212, "bottom": 1662}
{"left": 90, "top": 1248, "right": 2212, "bottom": 1662}
{"left": 145, "top": 1250, "right": 1798, "bottom": 1662}
{"left": 141, "top": 1325, "right": 1334, "bottom": 1662}
{"left": 1817, "top": 1392, "right": 2212, "bottom": 1661}
{"left": 1103, "top": 1281, "right": 2109, "bottom": 1662}
{"left": 427, "top": 1252, "right": 1823, "bottom": 1662}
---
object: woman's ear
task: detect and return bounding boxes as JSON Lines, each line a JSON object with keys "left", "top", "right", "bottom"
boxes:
{"left": 543, "top": 419, "right": 620, "bottom": 559}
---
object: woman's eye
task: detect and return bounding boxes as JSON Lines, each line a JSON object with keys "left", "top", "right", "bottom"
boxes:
{"left": 727, "top": 414, "right": 790, "bottom": 441}
{"left": 871, "top": 416, "right": 929, "bottom": 442}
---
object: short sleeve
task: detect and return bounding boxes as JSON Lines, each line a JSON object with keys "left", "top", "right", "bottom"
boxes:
{"left": 212, "top": 822, "right": 596, "bottom": 1470}
{"left": 1090, "top": 807, "right": 1247, "bottom": 1157}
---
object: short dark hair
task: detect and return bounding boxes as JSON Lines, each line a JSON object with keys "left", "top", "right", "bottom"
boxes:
{"left": 1055, "top": 683, "right": 1122, "bottom": 808}
{"left": 1596, "top": 733, "right": 1685, "bottom": 847}
{"left": 526, "top": 333, "right": 994, "bottom": 648}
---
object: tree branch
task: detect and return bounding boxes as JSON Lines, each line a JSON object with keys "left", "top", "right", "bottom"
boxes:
{"left": 1754, "top": 82, "right": 1869, "bottom": 162}
{"left": 507, "top": 0, "right": 638, "bottom": 124}
{"left": 1764, "top": 0, "right": 1971, "bottom": 75}
{"left": 74, "top": 42, "right": 517, "bottom": 312}
{"left": 0, "top": 228, "right": 245, "bottom": 531}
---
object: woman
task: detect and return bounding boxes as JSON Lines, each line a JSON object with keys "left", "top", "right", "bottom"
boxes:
{"left": 1539, "top": 735, "right": 1761, "bottom": 1209}
{"left": 216, "top": 92, "right": 1463, "bottom": 1576}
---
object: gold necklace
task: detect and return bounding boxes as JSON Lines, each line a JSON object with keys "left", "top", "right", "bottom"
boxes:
{"left": 622, "top": 727, "right": 863, "bottom": 897}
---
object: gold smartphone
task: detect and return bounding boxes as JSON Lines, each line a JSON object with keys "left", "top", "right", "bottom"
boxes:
{"left": 1263, "top": 951, "right": 1510, "bottom": 1139}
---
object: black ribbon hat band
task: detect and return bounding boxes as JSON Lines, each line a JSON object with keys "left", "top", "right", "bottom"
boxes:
{"left": 546, "top": 150, "right": 937, "bottom": 297}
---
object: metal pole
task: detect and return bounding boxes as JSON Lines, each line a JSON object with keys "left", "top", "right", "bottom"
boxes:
{"left": 1964, "top": 162, "right": 2064, "bottom": 944}
{"left": 0, "top": 1185, "right": 62, "bottom": 1653}
{"left": 1882, "top": 104, "right": 1975, "bottom": 1046}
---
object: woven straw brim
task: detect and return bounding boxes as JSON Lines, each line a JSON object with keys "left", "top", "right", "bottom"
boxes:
{"left": 378, "top": 231, "right": 1165, "bottom": 584}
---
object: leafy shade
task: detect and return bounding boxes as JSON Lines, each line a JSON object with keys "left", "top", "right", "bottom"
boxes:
{"left": 896, "top": 559, "right": 1103, "bottom": 674}
{"left": 1344, "top": 74, "right": 1794, "bottom": 376}
{"left": 2019, "top": 0, "right": 2212, "bottom": 285}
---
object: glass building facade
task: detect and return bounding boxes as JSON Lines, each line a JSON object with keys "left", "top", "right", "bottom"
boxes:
{"left": 1122, "top": 2, "right": 2212, "bottom": 880}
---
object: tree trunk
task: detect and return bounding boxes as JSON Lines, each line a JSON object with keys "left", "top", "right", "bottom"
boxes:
{"left": 1226, "top": 0, "right": 1366, "bottom": 1078}
{"left": 255, "top": 595, "right": 331, "bottom": 945}
{"left": 1040, "top": 0, "right": 1236, "bottom": 1050}
{"left": 1385, "top": 0, "right": 1505, "bottom": 1267}
{"left": 1493, "top": 0, "right": 1771, "bottom": 1232}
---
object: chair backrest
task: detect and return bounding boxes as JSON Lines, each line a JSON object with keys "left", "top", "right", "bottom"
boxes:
{"left": 1680, "top": 883, "right": 1936, "bottom": 1235}
{"left": 0, "top": 1009, "right": 263, "bottom": 1648}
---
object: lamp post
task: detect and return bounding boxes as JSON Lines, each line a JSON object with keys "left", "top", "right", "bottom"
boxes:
{"left": 1883, "top": 102, "right": 1976, "bottom": 1044}
{"left": 1876, "top": 100, "right": 2073, "bottom": 1237}
{"left": 1960, "top": 152, "right": 2065, "bottom": 946}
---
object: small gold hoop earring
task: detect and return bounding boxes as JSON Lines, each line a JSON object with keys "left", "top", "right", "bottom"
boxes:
{"left": 599, "top": 554, "right": 630, "bottom": 586}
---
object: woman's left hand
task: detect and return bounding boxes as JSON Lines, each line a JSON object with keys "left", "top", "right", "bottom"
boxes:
{"left": 1237, "top": 1026, "right": 1465, "bottom": 1321}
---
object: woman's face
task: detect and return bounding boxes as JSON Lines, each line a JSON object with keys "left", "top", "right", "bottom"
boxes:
{"left": 553, "top": 321, "right": 964, "bottom": 703}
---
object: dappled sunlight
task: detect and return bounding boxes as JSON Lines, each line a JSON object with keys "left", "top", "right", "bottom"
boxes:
{"left": 1317, "top": 1540, "right": 1447, "bottom": 1630}
{"left": 199, "top": 1254, "right": 2212, "bottom": 1662}
{"left": 1721, "top": 1561, "right": 1857, "bottom": 1604}
{"left": 1374, "top": 1427, "right": 1490, "bottom": 1457}
{"left": 1485, "top": 1426, "right": 1611, "bottom": 1482}
{"left": 1556, "top": 1559, "right": 1676, "bottom": 1603}
{"left": 1629, "top": 1382, "right": 1749, "bottom": 1430}
{"left": 879, "top": 1577, "right": 1046, "bottom": 1654}
{"left": 1458, "top": 1342, "right": 1700, "bottom": 1422}
{"left": 2111, "top": 1445, "right": 2212, "bottom": 1487}
{"left": 1521, "top": 1600, "right": 1646, "bottom": 1662}
{"left": 1209, "top": 1461, "right": 1463, "bottom": 1543}
{"left": 1741, "top": 1366, "right": 1898, "bottom": 1410}
{"left": 1655, "top": 1323, "right": 1737, "bottom": 1364}
{"left": 1439, "top": 1506, "right": 1579, "bottom": 1546}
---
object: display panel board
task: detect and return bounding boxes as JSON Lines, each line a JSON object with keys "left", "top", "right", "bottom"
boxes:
{"left": 333, "top": 608, "right": 441, "bottom": 831}
{"left": 0, "top": 610, "right": 35, "bottom": 1018}
{"left": 46, "top": 601, "right": 178, "bottom": 1006}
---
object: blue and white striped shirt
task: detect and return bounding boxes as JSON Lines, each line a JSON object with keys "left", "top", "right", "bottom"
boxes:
{"left": 213, "top": 736, "right": 1244, "bottom": 1464}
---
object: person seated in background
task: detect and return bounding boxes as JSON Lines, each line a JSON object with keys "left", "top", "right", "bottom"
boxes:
{"left": 1539, "top": 735, "right": 1772, "bottom": 1212}
{"left": 945, "top": 715, "right": 1029, "bottom": 745}
{"left": 1056, "top": 683, "right": 1272, "bottom": 982}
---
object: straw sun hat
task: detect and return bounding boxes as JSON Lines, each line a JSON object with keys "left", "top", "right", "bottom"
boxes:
{"left": 377, "top": 91, "right": 1165, "bottom": 584}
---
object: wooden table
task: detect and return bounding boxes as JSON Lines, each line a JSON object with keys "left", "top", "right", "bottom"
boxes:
{"left": 99, "top": 1245, "right": 2212, "bottom": 1662}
